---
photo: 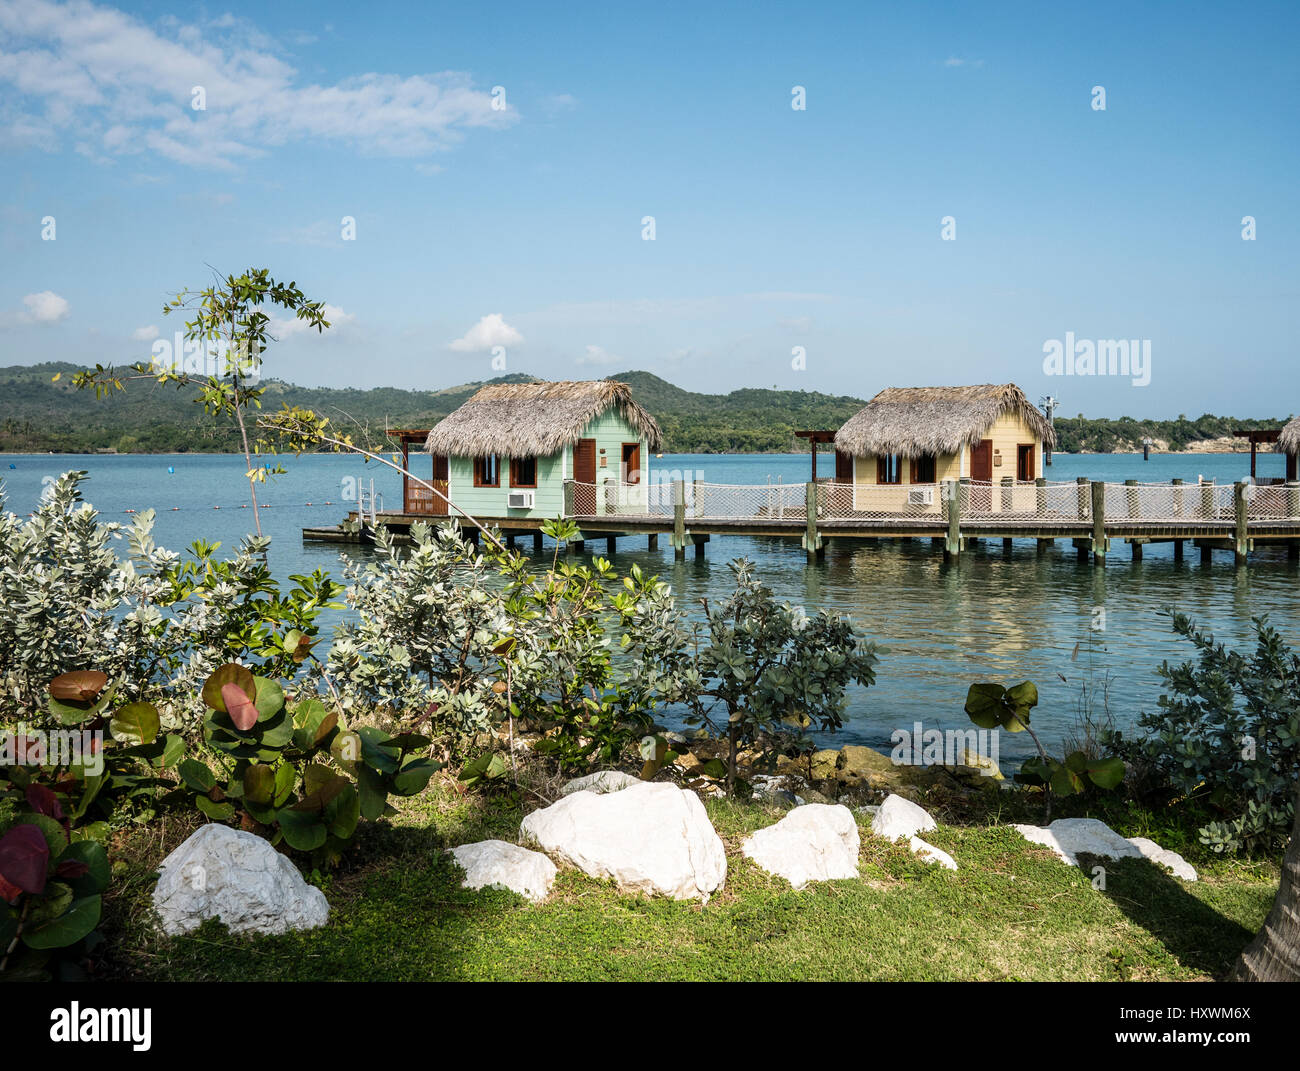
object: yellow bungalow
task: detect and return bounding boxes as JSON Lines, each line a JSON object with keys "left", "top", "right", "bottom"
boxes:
{"left": 832, "top": 383, "right": 1056, "bottom": 514}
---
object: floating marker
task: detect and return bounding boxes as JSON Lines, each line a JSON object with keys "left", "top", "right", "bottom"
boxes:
{"left": 167, "top": 466, "right": 175, "bottom": 474}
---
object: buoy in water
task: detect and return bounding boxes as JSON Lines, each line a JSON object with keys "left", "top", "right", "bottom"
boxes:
{"left": 167, "top": 466, "right": 175, "bottom": 474}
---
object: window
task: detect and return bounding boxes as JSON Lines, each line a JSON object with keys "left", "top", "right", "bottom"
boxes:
{"left": 473, "top": 455, "right": 500, "bottom": 487}
{"left": 510, "top": 456, "right": 537, "bottom": 488}
{"left": 1017, "top": 443, "right": 1035, "bottom": 482}
{"left": 910, "top": 454, "right": 936, "bottom": 483}
{"left": 621, "top": 442, "right": 641, "bottom": 484}
{"left": 877, "top": 454, "right": 903, "bottom": 484}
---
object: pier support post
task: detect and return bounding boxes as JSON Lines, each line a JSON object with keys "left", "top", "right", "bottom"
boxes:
{"left": 672, "top": 480, "right": 687, "bottom": 561}
{"left": 694, "top": 534, "right": 709, "bottom": 560}
{"left": 533, "top": 531, "right": 543, "bottom": 551}
{"left": 1037, "top": 538, "right": 1051, "bottom": 556}
{"left": 1173, "top": 539, "right": 1183, "bottom": 561}
{"left": 1234, "top": 481, "right": 1249, "bottom": 566}
{"left": 802, "top": 481, "right": 823, "bottom": 563}
{"left": 648, "top": 533, "right": 658, "bottom": 551}
{"left": 505, "top": 532, "right": 515, "bottom": 549}
{"left": 1201, "top": 542, "right": 1213, "bottom": 564}
{"left": 606, "top": 535, "right": 617, "bottom": 555}
{"left": 1130, "top": 539, "right": 1143, "bottom": 561}
{"left": 1290, "top": 542, "right": 1299, "bottom": 562}
{"left": 1003, "top": 537, "right": 1013, "bottom": 553}
{"left": 1090, "top": 480, "right": 1107, "bottom": 566}
{"left": 1073, "top": 538, "right": 1090, "bottom": 562}
{"left": 942, "top": 480, "right": 960, "bottom": 562}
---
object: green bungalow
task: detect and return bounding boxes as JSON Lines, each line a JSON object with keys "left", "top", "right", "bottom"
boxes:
{"left": 421, "top": 379, "right": 664, "bottom": 519}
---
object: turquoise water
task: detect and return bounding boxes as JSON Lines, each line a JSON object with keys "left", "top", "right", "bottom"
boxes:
{"left": 2, "top": 450, "right": 1294, "bottom": 765}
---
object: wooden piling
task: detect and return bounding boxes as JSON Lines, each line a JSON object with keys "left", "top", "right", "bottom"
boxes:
{"left": 1090, "top": 480, "right": 1107, "bottom": 565}
{"left": 1234, "top": 481, "right": 1249, "bottom": 566}
{"left": 606, "top": 535, "right": 616, "bottom": 555}
{"left": 672, "top": 480, "right": 687, "bottom": 561}
{"left": 943, "top": 480, "right": 960, "bottom": 562}
{"left": 648, "top": 533, "right": 658, "bottom": 550}
{"left": 803, "top": 480, "right": 822, "bottom": 563}
{"left": 533, "top": 531, "right": 543, "bottom": 551}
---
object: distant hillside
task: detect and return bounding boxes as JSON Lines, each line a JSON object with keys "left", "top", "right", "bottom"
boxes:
{"left": 0, "top": 363, "right": 1290, "bottom": 455}
{"left": 0, "top": 364, "right": 868, "bottom": 454}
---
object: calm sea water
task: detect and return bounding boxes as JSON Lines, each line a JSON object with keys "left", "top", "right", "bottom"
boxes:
{"left": 3, "top": 450, "right": 1294, "bottom": 765}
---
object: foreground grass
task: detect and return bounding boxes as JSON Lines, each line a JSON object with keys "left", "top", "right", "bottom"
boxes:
{"left": 102, "top": 779, "right": 1278, "bottom": 982}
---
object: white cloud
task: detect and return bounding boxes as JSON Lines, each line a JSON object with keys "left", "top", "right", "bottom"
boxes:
{"left": 0, "top": 0, "right": 518, "bottom": 168}
{"left": 273, "top": 303, "right": 354, "bottom": 337}
{"left": 943, "top": 57, "right": 984, "bottom": 68}
{"left": 575, "top": 344, "right": 620, "bottom": 366}
{"left": 131, "top": 324, "right": 158, "bottom": 341}
{"left": 448, "top": 313, "right": 523, "bottom": 352}
{"left": 22, "top": 290, "right": 69, "bottom": 323}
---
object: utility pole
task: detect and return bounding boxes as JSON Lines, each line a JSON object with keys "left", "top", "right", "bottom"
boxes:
{"left": 1040, "top": 395, "right": 1059, "bottom": 466}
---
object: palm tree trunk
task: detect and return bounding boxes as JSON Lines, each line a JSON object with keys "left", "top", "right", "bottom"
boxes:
{"left": 1229, "top": 788, "right": 1300, "bottom": 981}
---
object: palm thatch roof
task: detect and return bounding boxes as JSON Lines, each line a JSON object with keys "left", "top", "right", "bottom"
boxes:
{"left": 1279, "top": 415, "right": 1300, "bottom": 454}
{"left": 834, "top": 383, "right": 1055, "bottom": 458}
{"left": 424, "top": 379, "right": 664, "bottom": 458}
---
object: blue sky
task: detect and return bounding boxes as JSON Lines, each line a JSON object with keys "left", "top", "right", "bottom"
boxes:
{"left": 1, "top": 0, "right": 1297, "bottom": 417}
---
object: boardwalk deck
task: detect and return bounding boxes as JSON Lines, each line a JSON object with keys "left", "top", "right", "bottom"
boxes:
{"left": 304, "top": 477, "right": 1300, "bottom": 566}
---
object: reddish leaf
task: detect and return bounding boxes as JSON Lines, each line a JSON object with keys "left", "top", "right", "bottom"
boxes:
{"left": 49, "top": 670, "right": 108, "bottom": 702}
{"left": 25, "top": 783, "right": 65, "bottom": 821}
{"left": 0, "top": 872, "right": 21, "bottom": 905}
{"left": 0, "top": 825, "right": 50, "bottom": 895}
{"left": 221, "top": 682, "right": 260, "bottom": 731}
{"left": 54, "top": 859, "right": 89, "bottom": 880}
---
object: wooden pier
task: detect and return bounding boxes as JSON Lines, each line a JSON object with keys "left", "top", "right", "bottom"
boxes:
{"left": 304, "top": 476, "right": 1300, "bottom": 567}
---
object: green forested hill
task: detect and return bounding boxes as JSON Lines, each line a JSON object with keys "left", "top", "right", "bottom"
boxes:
{"left": 0, "top": 364, "right": 869, "bottom": 454}
{"left": 0, "top": 362, "right": 1289, "bottom": 454}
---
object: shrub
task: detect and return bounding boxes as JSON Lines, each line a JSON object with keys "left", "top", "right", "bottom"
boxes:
{"left": 1109, "top": 612, "right": 1300, "bottom": 854}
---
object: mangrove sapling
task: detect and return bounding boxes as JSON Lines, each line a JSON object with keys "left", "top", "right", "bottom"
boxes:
{"left": 70, "top": 268, "right": 332, "bottom": 539}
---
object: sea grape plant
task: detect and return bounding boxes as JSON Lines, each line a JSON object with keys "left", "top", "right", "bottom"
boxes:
{"left": 179, "top": 664, "right": 439, "bottom": 866}
{"left": 963, "top": 681, "right": 1124, "bottom": 820}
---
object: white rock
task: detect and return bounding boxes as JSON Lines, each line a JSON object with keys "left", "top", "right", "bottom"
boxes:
{"left": 908, "top": 836, "right": 958, "bottom": 870}
{"left": 871, "top": 793, "right": 937, "bottom": 842}
{"left": 521, "top": 781, "right": 726, "bottom": 901}
{"left": 1012, "top": 818, "right": 1142, "bottom": 867}
{"left": 560, "top": 770, "right": 642, "bottom": 796}
{"left": 1127, "top": 836, "right": 1198, "bottom": 882}
{"left": 741, "top": 804, "right": 860, "bottom": 890}
{"left": 152, "top": 824, "right": 329, "bottom": 936}
{"left": 449, "top": 840, "right": 558, "bottom": 902}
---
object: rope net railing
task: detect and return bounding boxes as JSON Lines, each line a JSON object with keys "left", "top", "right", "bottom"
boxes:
{"left": 562, "top": 479, "right": 1300, "bottom": 522}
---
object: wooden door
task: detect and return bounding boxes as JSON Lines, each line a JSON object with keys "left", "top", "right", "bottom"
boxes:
{"left": 835, "top": 451, "right": 853, "bottom": 483}
{"left": 430, "top": 454, "right": 449, "bottom": 516}
{"left": 574, "top": 438, "right": 596, "bottom": 484}
{"left": 969, "top": 439, "right": 993, "bottom": 511}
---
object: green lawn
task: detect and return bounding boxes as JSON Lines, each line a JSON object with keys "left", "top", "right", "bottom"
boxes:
{"left": 101, "top": 780, "right": 1279, "bottom": 982}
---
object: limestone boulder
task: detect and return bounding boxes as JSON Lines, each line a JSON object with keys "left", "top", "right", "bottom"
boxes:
{"left": 152, "top": 824, "right": 329, "bottom": 937}
{"left": 741, "top": 804, "right": 860, "bottom": 890}
{"left": 521, "top": 781, "right": 726, "bottom": 901}
{"left": 448, "top": 840, "right": 557, "bottom": 902}
{"left": 560, "top": 770, "right": 641, "bottom": 796}
{"left": 908, "top": 836, "right": 958, "bottom": 870}
{"left": 871, "top": 793, "right": 938, "bottom": 842}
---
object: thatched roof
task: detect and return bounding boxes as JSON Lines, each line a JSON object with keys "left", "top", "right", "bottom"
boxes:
{"left": 424, "top": 379, "right": 664, "bottom": 458}
{"left": 1281, "top": 416, "right": 1300, "bottom": 454}
{"left": 834, "top": 383, "right": 1055, "bottom": 458}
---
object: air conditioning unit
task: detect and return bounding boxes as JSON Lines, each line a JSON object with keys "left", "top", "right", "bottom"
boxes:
{"left": 907, "top": 487, "right": 934, "bottom": 507}
{"left": 507, "top": 490, "right": 535, "bottom": 509}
